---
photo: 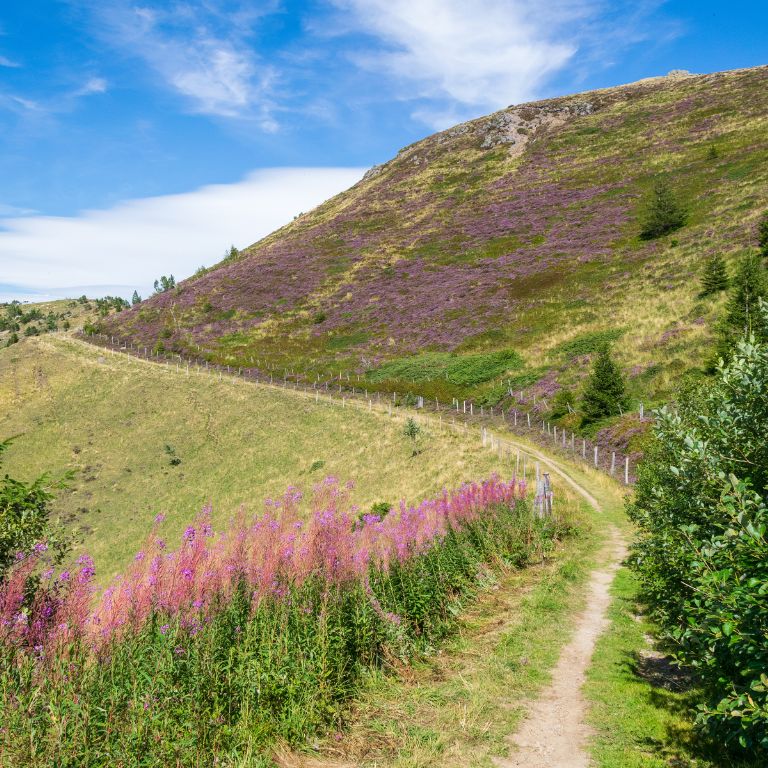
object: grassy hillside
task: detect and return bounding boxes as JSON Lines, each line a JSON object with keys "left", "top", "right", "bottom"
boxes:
{"left": 0, "top": 335, "right": 514, "bottom": 581}
{"left": 103, "top": 66, "right": 767, "bottom": 417}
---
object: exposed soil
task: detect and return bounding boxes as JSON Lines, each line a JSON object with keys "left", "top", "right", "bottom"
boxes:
{"left": 496, "top": 440, "right": 627, "bottom": 768}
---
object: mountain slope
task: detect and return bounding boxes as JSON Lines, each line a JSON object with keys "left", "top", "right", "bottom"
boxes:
{"left": 104, "top": 66, "right": 768, "bottom": 409}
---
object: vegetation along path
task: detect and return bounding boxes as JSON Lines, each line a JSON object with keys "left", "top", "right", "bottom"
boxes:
{"left": 495, "top": 440, "right": 627, "bottom": 767}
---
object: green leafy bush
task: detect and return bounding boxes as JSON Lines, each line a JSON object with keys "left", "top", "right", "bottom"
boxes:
{"left": 629, "top": 327, "right": 768, "bottom": 754}
{"left": 0, "top": 438, "right": 70, "bottom": 577}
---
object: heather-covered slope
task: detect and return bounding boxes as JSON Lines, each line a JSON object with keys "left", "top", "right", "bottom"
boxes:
{"left": 104, "top": 66, "right": 768, "bottom": 410}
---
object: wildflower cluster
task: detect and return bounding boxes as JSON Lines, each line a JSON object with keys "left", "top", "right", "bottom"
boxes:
{"left": 0, "top": 475, "right": 562, "bottom": 765}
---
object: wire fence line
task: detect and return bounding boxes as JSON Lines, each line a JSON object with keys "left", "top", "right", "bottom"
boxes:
{"left": 75, "top": 331, "right": 636, "bottom": 488}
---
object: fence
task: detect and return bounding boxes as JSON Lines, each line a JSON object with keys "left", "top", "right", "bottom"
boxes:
{"left": 76, "top": 331, "right": 636, "bottom": 486}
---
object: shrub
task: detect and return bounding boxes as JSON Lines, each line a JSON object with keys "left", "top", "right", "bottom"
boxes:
{"left": 403, "top": 417, "right": 421, "bottom": 442}
{"left": 0, "top": 438, "right": 70, "bottom": 577}
{"left": 629, "top": 329, "right": 768, "bottom": 754}
{"left": 639, "top": 177, "right": 687, "bottom": 240}
{"left": 549, "top": 389, "right": 577, "bottom": 419}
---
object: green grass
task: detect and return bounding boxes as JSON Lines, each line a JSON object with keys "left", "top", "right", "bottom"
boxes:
{"left": 0, "top": 336, "right": 513, "bottom": 581}
{"left": 367, "top": 350, "right": 524, "bottom": 388}
{"left": 585, "top": 568, "right": 759, "bottom": 768}
{"left": 552, "top": 328, "right": 627, "bottom": 360}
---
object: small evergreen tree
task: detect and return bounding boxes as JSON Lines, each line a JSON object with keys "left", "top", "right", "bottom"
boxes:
{"left": 153, "top": 275, "right": 176, "bottom": 294}
{"left": 758, "top": 210, "right": 768, "bottom": 257}
{"left": 715, "top": 251, "right": 768, "bottom": 362}
{"left": 699, "top": 253, "right": 729, "bottom": 297}
{"left": 131, "top": 290, "right": 141, "bottom": 305}
{"left": 580, "top": 344, "right": 629, "bottom": 424}
{"left": 639, "top": 178, "right": 687, "bottom": 240}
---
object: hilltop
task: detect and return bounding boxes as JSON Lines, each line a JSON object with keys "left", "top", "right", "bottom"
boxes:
{"left": 102, "top": 66, "right": 767, "bottom": 431}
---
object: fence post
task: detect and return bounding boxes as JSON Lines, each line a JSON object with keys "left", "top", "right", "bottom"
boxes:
{"left": 610, "top": 451, "right": 616, "bottom": 475}
{"left": 594, "top": 446, "right": 598, "bottom": 467}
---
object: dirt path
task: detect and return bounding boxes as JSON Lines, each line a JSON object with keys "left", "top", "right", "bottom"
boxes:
{"left": 496, "top": 440, "right": 627, "bottom": 768}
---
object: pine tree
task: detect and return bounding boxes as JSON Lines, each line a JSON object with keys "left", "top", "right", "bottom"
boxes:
{"left": 715, "top": 251, "right": 768, "bottom": 362}
{"left": 758, "top": 210, "right": 768, "bottom": 257}
{"left": 580, "top": 345, "right": 629, "bottom": 424}
{"left": 131, "top": 290, "right": 141, "bottom": 305}
{"left": 640, "top": 178, "right": 687, "bottom": 240}
{"left": 699, "top": 253, "right": 729, "bottom": 297}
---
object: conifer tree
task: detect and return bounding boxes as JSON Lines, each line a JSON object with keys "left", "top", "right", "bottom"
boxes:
{"left": 580, "top": 344, "right": 629, "bottom": 424}
{"left": 699, "top": 253, "right": 729, "bottom": 297}
{"left": 131, "top": 290, "right": 141, "bottom": 305}
{"left": 715, "top": 251, "right": 768, "bottom": 361}
{"left": 640, "top": 178, "right": 687, "bottom": 240}
{"left": 758, "top": 210, "right": 768, "bottom": 258}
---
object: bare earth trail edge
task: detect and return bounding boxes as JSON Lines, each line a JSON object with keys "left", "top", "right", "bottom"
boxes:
{"left": 497, "top": 440, "right": 627, "bottom": 768}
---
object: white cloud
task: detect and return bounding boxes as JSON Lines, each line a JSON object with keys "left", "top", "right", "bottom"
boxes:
{"left": 74, "top": 77, "right": 108, "bottom": 96}
{"left": 0, "top": 54, "right": 19, "bottom": 68}
{"left": 88, "top": 2, "right": 277, "bottom": 124}
{"left": 329, "top": 0, "right": 666, "bottom": 128}
{"left": 0, "top": 203, "right": 37, "bottom": 217}
{"left": 0, "top": 168, "right": 364, "bottom": 302}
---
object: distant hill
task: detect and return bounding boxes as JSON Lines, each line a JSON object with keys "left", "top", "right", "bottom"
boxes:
{"left": 103, "top": 66, "right": 768, "bottom": 436}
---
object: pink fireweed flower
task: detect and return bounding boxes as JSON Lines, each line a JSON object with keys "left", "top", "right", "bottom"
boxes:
{"left": 0, "top": 474, "right": 525, "bottom": 654}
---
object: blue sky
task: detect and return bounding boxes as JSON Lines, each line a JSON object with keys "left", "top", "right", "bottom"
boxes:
{"left": 0, "top": 0, "right": 765, "bottom": 300}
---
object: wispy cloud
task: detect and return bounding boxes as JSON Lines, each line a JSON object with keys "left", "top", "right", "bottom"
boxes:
{"left": 329, "top": 0, "right": 669, "bottom": 128}
{"left": 0, "top": 167, "right": 364, "bottom": 302}
{"left": 84, "top": 2, "right": 279, "bottom": 126}
{"left": 0, "top": 203, "right": 37, "bottom": 217}
{"left": 74, "top": 77, "right": 108, "bottom": 97}
{"left": 0, "top": 54, "right": 20, "bottom": 68}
